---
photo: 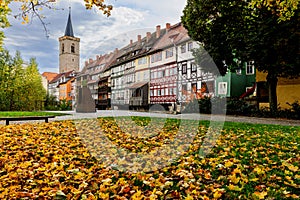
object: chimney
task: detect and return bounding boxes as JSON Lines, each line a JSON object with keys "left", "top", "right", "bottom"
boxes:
{"left": 115, "top": 48, "right": 119, "bottom": 54}
{"left": 156, "top": 25, "right": 161, "bottom": 38}
{"left": 137, "top": 35, "right": 142, "bottom": 43}
{"left": 166, "top": 23, "right": 171, "bottom": 32}
{"left": 146, "top": 32, "right": 151, "bottom": 42}
{"left": 85, "top": 61, "right": 88, "bottom": 66}
{"left": 130, "top": 39, "right": 133, "bottom": 46}
{"left": 96, "top": 55, "right": 100, "bottom": 60}
{"left": 89, "top": 58, "right": 93, "bottom": 64}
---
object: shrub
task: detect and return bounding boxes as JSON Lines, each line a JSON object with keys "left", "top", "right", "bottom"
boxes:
{"left": 59, "top": 99, "right": 72, "bottom": 111}
{"left": 226, "top": 98, "right": 257, "bottom": 116}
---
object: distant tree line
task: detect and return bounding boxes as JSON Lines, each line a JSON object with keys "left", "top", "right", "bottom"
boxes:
{"left": 0, "top": 50, "right": 46, "bottom": 111}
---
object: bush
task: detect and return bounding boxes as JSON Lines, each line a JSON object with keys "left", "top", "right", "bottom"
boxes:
{"left": 226, "top": 98, "right": 257, "bottom": 116}
{"left": 59, "top": 99, "right": 72, "bottom": 111}
{"left": 177, "top": 97, "right": 299, "bottom": 120}
{"left": 182, "top": 97, "right": 226, "bottom": 114}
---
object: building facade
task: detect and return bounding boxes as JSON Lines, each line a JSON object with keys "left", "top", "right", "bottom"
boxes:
{"left": 58, "top": 8, "right": 80, "bottom": 73}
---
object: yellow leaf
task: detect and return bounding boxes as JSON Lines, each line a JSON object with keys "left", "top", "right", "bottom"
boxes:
{"left": 132, "top": 190, "right": 144, "bottom": 200}
{"left": 287, "top": 164, "right": 298, "bottom": 172}
{"left": 232, "top": 168, "right": 242, "bottom": 174}
{"left": 253, "top": 166, "right": 265, "bottom": 175}
{"left": 185, "top": 194, "right": 194, "bottom": 200}
{"left": 228, "top": 184, "right": 242, "bottom": 191}
{"left": 225, "top": 160, "right": 234, "bottom": 168}
{"left": 250, "top": 178, "right": 259, "bottom": 182}
{"left": 99, "top": 192, "right": 109, "bottom": 200}
{"left": 213, "top": 188, "right": 224, "bottom": 199}
{"left": 253, "top": 191, "right": 268, "bottom": 199}
{"left": 229, "top": 174, "right": 240, "bottom": 184}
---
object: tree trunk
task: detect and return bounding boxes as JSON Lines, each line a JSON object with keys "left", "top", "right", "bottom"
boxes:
{"left": 266, "top": 73, "right": 278, "bottom": 114}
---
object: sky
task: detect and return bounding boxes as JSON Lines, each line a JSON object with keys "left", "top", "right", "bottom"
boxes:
{"left": 3, "top": 0, "right": 187, "bottom": 73}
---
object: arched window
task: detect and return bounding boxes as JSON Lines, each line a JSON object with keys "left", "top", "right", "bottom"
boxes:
{"left": 62, "top": 43, "right": 65, "bottom": 53}
{"left": 71, "top": 43, "right": 75, "bottom": 53}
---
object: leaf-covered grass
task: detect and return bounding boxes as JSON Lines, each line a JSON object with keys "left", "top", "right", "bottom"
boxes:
{"left": 0, "top": 117, "right": 299, "bottom": 199}
{"left": 0, "top": 111, "right": 68, "bottom": 117}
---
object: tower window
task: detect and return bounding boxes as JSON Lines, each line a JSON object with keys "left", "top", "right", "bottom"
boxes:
{"left": 62, "top": 43, "right": 65, "bottom": 53}
{"left": 71, "top": 43, "right": 75, "bottom": 53}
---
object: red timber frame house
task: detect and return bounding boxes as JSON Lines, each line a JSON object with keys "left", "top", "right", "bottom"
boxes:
{"left": 149, "top": 23, "right": 187, "bottom": 111}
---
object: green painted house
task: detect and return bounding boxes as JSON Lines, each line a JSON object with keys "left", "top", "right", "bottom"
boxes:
{"left": 215, "top": 61, "right": 256, "bottom": 98}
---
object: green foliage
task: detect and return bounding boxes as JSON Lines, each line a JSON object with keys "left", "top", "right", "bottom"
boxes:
{"left": 226, "top": 98, "right": 257, "bottom": 115}
{"left": 182, "top": 0, "right": 300, "bottom": 112}
{"left": 0, "top": 3, "right": 11, "bottom": 49}
{"left": 0, "top": 50, "right": 46, "bottom": 111}
{"left": 44, "top": 93, "right": 59, "bottom": 111}
{"left": 183, "top": 97, "right": 300, "bottom": 119}
{"left": 287, "top": 101, "right": 300, "bottom": 118}
{"left": 59, "top": 99, "right": 72, "bottom": 111}
{"left": 0, "top": 111, "right": 67, "bottom": 117}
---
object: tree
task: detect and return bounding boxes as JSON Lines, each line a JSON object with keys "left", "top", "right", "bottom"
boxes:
{"left": 22, "top": 58, "right": 46, "bottom": 110}
{"left": 0, "top": 51, "right": 46, "bottom": 111}
{"left": 0, "top": 50, "right": 24, "bottom": 110}
{"left": 0, "top": 1, "right": 11, "bottom": 48}
{"left": 0, "top": 0, "right": 113, "bottom": 39}
{"left": 182, "top": 0, "right": 300, "bottom": 113}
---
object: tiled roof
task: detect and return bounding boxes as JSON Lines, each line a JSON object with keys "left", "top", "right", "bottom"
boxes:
{"left": 49, "top": 70, "right": 76, "bottom": 84}
{"left": 64, "top": 8, "right": 74, "bottom": 37}
{"left": 109, "top": 27, "right": 167, "bottom": 68}
{"left": 42, "top": 72, "right": 58, "bottom": 82}
{"left": 151, "top": 22, "right": 190, "bottom": 51}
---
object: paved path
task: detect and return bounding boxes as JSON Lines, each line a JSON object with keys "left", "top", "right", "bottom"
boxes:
{"left": 1, "top": 110, "right": 299, "bottom": 126}
{"left": 49, "top": 110, "right": 300, "bottom": 126}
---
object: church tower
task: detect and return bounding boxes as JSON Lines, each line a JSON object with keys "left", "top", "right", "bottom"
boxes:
{"left": 59, "top": 7, "right": 80, "bottom": 73}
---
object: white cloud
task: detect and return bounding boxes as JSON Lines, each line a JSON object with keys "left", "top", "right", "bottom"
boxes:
{"left": 3, "top": 0, "right": 187, "bottom": 73}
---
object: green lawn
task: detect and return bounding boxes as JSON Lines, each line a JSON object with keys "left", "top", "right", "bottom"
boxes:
{"left": 0, "top": 111, "right": 68, "bottom": 117}
{"left": 0, "top": 116, "right": 299, "bottom": 199}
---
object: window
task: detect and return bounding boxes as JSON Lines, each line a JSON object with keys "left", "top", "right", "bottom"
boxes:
{"left": 165, "top": 48, "right": 173, "bottom": 58}
{"left": 246, "top": 61, "right": 255, "bottom": 75}
{"left": 138, "top": 57, "right": 147, "bottom": 65}
{"left": 201, "top": 81, "right": 215, "bottom": 93}
{"left": 71, "top": 43, "right": 75, "bottom": 53}
{"left": 218, "top": 82, "right": 227, "bottom": 95}
{"left": 236, "top": 68, "right": 242, "bottom": 75}
{"left": 180, "top": 44, "right": 186, "bottom": 53}
{"left": 161, "top": 88, "right": 165, "bottom": 96}
{"left": 182, "top": 84, "right": 187, "bottom": 95}
{"left": 158, "top": 89, "right": 161, "bottom": 96}
{"left": 62, "top": 43, "right": 65, "bottom": 53}
{"left": 188, "top": 42, "right": 193, "bottom": 51}
{"left": 182, "top": 63, "right": 187, "bottom": 74}
{"left": 191, "top": 83, "right": 197, "bottom": 93}
{"left": 169, "top": 88, "right": 173, "bottom": 95}
{"left": 150, "top": 90, "right": 154, "bottom": 96}
{"left": 151, "top": 52, "right": 162, "bottom": 63}
{"left": 151, "top": 72, "right": 155, "bottom": 79}
{"left": 191, "top": 63, "right": 197, "bottom": 72}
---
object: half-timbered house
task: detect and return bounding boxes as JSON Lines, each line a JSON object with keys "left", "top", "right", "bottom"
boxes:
{"left": 149, "top": 23, "right": 183, "bottom": 111}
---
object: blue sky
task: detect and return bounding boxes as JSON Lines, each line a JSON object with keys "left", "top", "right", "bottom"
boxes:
{"left": 3, "top": 0, "right": 187, "bottom": 73}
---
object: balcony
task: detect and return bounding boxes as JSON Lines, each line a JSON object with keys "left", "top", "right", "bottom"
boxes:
{"left": 98, "top": 99, "right": 110, "bottom": 105}
{"left": 129, "top": 96, "right": 147, "bottom": 106}
{"left": 98, "top": 86, "right": 111, "bottom": 93}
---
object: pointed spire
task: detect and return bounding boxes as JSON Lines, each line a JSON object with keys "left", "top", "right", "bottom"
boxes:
{"left": 64, "top": 7, "right": 74, "bottom": 37}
